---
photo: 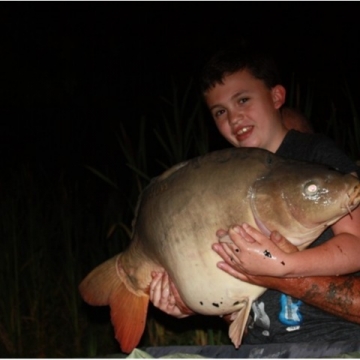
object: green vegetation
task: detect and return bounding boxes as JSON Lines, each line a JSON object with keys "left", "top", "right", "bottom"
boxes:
{"left": 1, "top": 77, "right": 359, "bottom": 357}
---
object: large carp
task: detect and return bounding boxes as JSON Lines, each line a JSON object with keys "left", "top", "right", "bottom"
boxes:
{"left": 79, "top": 147, "right": 360, "bottom": 353}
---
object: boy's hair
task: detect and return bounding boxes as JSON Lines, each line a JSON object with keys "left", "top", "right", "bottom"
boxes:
{"left": 200, "top": 45, "right": 282, "bottom": 94}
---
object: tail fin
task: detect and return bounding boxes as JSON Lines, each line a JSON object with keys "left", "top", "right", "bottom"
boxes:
{"left": 110, "top": 281, "right": 148, "bottom": 353}
{"left": 79, "top": 256, "right": 118, "bottom": 306}
{"left": 79, "top": 255, "right": 149, "bottom": 353}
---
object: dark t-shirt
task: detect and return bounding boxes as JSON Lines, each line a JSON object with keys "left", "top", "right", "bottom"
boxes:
{"left": 243, "top": 129, "right": 360, "bottom": 344}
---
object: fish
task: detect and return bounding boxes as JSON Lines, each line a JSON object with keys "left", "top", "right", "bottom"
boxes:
{"left": 79, "top": 147, "right": 360, "bottom": 353}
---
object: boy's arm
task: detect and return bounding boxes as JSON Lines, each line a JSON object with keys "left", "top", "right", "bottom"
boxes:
{"left": 213, "top": 230, "right": 360, "bottom": 324}
{"left": 291, "top": 207, "right": 360, "bottom": 276}
{"left": 225, "top": 269, "right": 360, "bottom": 324}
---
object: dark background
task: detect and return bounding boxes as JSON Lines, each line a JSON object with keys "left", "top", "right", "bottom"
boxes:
{"left": 0, "top": 3, "right": 359, "bottom": 174}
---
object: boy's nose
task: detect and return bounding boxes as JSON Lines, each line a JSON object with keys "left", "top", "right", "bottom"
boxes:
{"left": 228, "top": 110, "right": 243, "bottom": 125}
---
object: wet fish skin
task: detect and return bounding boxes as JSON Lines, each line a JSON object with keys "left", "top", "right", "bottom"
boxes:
{"left": 79, "top": 147, "right": 360, "bottom": 353}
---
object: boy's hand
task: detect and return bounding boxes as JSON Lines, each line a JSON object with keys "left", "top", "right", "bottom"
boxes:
{"left": 213, "top": 223, "right": 298, "bottom": 277}
{"left": 149, "top": 271, "right": 194, "bottom": 318}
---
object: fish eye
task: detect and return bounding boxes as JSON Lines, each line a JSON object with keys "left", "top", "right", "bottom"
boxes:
{"left": 304, "top": 182, "right": 319, "bottom": 196}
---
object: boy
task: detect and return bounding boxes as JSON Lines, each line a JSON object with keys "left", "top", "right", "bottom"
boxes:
{"left": 150, "top": 46, "right": 360, "bottom": 343}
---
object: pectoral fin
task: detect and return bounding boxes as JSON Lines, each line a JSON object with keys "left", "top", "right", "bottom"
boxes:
{"left": 228, "top": 298, "right": 251, "bottom": 348}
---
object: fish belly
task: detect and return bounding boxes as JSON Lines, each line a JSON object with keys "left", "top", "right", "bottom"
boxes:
{"left": 162, "top": 242, "right": 265, "bottom": 316}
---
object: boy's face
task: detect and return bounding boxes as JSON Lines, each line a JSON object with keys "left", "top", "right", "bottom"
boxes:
{"left": 204, "top": 69, "right": 287, "bottom": 153}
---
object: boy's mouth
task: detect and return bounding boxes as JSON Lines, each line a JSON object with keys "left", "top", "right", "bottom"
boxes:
{"left": 234, "top": 126, "right": 253, "bottom": 141}
{"left": 235, "top": 126, "right": 253, "bottom": 135}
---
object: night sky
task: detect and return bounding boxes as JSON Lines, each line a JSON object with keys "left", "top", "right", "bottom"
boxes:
{"left": 1, "top": 3, "right": 359, "bottom": 175}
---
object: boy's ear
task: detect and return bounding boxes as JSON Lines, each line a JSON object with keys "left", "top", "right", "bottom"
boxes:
{"left": 271, "top": 85, "right": 286, "bottom": 109}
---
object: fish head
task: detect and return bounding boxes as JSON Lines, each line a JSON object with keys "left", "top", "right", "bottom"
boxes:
{"left": 250, "top": 160, "right": 360, "bottom": 246}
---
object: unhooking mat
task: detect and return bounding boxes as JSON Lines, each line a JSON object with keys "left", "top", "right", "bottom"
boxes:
{"left": 137, "top": 339, "right": 360, "bottom": 358}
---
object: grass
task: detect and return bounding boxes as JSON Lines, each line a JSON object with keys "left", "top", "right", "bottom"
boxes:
{"left": 0, "top": 77, "right": 359, "bottom": 357}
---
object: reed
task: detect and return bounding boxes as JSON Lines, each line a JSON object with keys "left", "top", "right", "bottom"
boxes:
{"left": 0, "top": 165, "right": 119, "bottom": 357}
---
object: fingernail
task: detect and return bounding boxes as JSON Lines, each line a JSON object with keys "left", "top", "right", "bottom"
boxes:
{"left": 231, "top": 225, "right": 241, "bottom": 234}
{"left": 242, "top": 222, "right": 249, "bottom": 230}
{"left": 273, "top": 231, "right": 281, "bottom": 241}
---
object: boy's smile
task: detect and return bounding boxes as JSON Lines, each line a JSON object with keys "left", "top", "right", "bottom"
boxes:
{"left": 204, "top": 69, "right": 287, "bottom": 153}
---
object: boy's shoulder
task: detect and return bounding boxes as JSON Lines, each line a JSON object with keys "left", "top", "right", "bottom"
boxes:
{"left": 277, "top": 130, "right": 334, "bottom": 160}
{"left": 277, "top": 130, "right": 359, "bottom": 176}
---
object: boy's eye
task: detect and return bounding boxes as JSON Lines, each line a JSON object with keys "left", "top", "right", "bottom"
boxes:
{"left": 239, "top": 97, "right": 249, "bottom": 104}
{"left": 214, "top": 109, "right": 225, "bottom": 117}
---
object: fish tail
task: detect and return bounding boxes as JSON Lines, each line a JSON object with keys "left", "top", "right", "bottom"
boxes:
{"left": 79, "top": 255, "right": 149, "bottom": 353}
{"left": 79, "top": 256, "right": 118, "bottom": 305}
{"left": 110, "top": 280, "right": 149, "bottom": 353}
